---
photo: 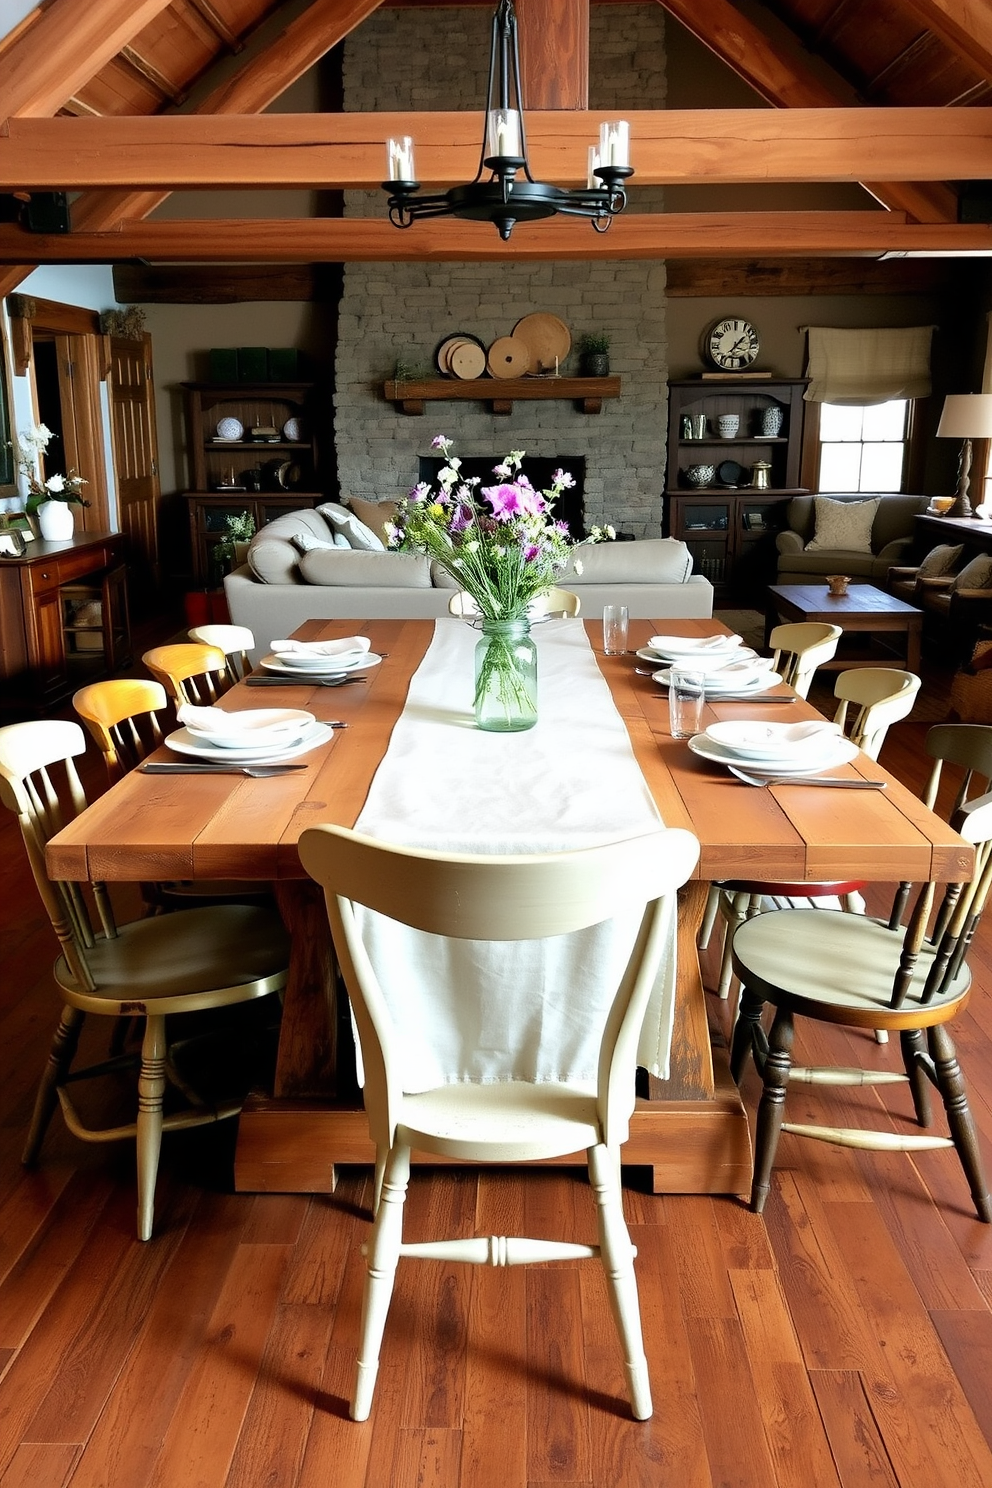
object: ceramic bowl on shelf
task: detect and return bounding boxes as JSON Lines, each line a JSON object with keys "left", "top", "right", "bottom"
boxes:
{"left": 215, "top": 416, "right": 244, "bottom": 441}
{"left": 686, "top": 464, "right": 717, "bottom": 487}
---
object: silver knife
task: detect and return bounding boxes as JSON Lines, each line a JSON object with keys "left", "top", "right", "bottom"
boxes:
{"left": 140, "top": 762, "right": 310, "bottom": 775}
{"left": 245, "top": 675, "right": 365, "bottom": 687}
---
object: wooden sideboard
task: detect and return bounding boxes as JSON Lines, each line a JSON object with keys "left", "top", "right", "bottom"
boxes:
{"left": 0, "top": 531, "right": 130, "bottom": 710}
{"left": 915, "top": 511, "right": 992, "bottom": 560}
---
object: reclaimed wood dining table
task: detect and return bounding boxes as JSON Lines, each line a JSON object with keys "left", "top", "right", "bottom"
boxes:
{"left": 45, "top": 617, "right": 971, "bottom": 1197}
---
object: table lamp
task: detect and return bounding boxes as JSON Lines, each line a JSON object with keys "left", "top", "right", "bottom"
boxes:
{"left": 936, "top": 393, "right": 992, "bottom": 518}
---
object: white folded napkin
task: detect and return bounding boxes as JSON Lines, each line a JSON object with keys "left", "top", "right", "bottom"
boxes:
{"left": 705, "top": 719, "right": 842, "bottom": 757}
{"left": 270, "top": 636, "right": 371, "bottom": 659}
{"left": 649, "top": 633, "right": 742, "bottom": 654}
{"left": 177, "top": 704, "right": 313, "bottom": 739}
{"left": 671, "top": 652, "right": 765, "bottom": 678}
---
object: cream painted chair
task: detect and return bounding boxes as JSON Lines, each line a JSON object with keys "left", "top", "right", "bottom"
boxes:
{"left": 768, "top": 621, "right": 843, "bottom": 698}
{"left": 188, "top": 623, "right": 255, "bottom": 682}
{"left": 142, "top": 642, "right": 229, "bottom": 706}
{"left": 447, "top": 587, "right": 581, "bottom": 620}
{"left": 1, "top": 719, "right": 290, "bottom": 1241}
{"left": 700, "top": 667, "right": 922, "bottom": 1005}
{"left": 729, "top": 788, "right": 992, "bottom": 1223}
{"left": 298, "top": 822, "right": 700, "bottom": 1421}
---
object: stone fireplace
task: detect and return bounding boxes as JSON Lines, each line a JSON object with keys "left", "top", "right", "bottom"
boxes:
{"left": 333, "top": 5, "right": 669, "bottom": 538}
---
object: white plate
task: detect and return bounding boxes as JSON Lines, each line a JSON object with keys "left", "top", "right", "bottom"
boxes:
{"left": 647, "top": 634, "right": 744, "bottom": 656}
{"left": 264, "top": 648, "right": 369, "bottom": 671}
{"left": 636, "top": 646, "right": 761, "bottom": 675}
{"left": 651, "top": 668, "right": 782, "bottom": 696}
{"left": 182, "top": 706, "right": 314, "bottom": 750}
{"left": 704, "top": 720, "right": 842, "bottom": 760}
{"left": 165, "top": 720, "right": 332, "bottom": 763}
{"left": 261, "top": 652, "right": 382, "bottom": 678}
{"left": 688, "top": 733, "right": 860, "bottom": 777}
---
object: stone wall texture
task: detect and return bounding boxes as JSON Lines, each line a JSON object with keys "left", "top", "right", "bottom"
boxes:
{"left": 335, "top": 5, "right": 668, "bottom": 536}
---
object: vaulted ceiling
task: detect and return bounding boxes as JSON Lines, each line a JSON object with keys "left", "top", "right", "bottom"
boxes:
{"left": 1, "top": 0, "right": 991, "bottom": 294}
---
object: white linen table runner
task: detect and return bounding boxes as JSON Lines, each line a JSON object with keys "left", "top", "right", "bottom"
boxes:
{"left": 353, "top": 618, "right": 678, "bottom": 1090}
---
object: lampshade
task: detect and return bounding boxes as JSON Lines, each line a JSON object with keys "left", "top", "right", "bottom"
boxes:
{"left": 936, "top": 393, "right": 992, "bottom": 439}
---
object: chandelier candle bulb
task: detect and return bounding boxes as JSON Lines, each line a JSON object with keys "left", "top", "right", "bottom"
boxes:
{"left": 587, "top": 146, "right": 602, "bottom": 189}
{"left": 386, "top": 136, "right": 415, "bottom": 182}
{"left": 600, "top": 120, "right": 630, "bottom": 169}
{"left": 488, "top": 108, "right": 521, "bottom": 159}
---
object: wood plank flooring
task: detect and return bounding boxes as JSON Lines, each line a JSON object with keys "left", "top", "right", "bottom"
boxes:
{"left": 1, "top": 717, "right": 992, "bottom": 1487}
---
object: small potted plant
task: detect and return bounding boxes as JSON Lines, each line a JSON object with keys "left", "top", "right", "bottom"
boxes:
{"left": 213, "top": 510, "right": 256, "bottom": 575}
{"left": 578, "top": 332, "right": 611, "bottom": 378}
{"left": 14, "top": 424, "right": 89, "bottom": 541}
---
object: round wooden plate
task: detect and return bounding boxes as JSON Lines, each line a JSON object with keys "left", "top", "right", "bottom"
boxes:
{"left": 449, "top": 340, "right": 487, "bottom": 379}
{"left": 436, "top": 333, "right": 485, "bottom": 376}
{"left": 487, "top": 336, "right": 530, "bottom": 379}
{"left": 512, "top": 313, "right": 571, "bottom": 374}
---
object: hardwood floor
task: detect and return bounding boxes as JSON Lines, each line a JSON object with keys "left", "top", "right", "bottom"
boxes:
{"left": 1, "top": 718, "right": 992, "bottom": 1487}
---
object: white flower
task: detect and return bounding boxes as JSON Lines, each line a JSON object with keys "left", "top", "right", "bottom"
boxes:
{"left": 574, "top": 558, "right": 584, "bottom": 575}
{"left": 44, "top": 473, "right": 66, "bottom": 493}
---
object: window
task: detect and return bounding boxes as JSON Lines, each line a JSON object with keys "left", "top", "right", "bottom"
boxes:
{"left": 817, "top": 400, "right": 909, "bottom": 493}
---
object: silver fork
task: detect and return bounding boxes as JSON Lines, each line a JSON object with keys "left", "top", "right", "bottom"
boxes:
{"left": 728, "top": 764, "right": 886, "bottom": 789}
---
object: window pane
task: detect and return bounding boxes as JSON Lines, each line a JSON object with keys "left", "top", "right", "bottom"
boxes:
{"left": 819, "top": 443, "right": 862, "bottom": 490}
{"left": 862, "top": 400, "right": 907, "bottom": 441}
{"left": 819, "top": 404, "right": 864, "bottom": 441}
{"left": 859, "top": 442, "right": 904, "bottom": 491}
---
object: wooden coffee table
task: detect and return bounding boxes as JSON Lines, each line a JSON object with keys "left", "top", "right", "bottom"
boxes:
{"left": 765, "top": 582, "right": 923, "bottom": 673}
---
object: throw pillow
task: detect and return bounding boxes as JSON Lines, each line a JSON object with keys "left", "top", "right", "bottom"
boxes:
{"left": 805, "top": 496, "right": 881, "bottom": 554}
{"left": 345, "top": 495, "right": 399, "bottom": 543}
{"left": 916, "top": 543, "right": 963, "bottom": 579}
{"left": 297, "top": 549, "right": 432, "bottom": 587}
{"left": 953, "top": 554, "right": 992, "bottom": 590}
{"left": 290, "top": 530, "right": 348, "bottom": 554}
{"left": 316, "top": 502, "right": 385, "bottom": 552}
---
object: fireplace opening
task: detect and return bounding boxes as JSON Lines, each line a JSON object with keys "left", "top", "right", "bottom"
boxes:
{"left": 417, "top": 455, "right": 586, "bottom": 539}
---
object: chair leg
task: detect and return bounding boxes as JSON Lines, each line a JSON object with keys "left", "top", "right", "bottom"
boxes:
{"left": 372, "top": 1144, "right": 387, "bottom": 1216}
{"left": 23, "top": 1005, "right": 84, "bottom": 1166}
{"left": 697, "top": 884, "right": 721, "bottom": 951}
{"left": 928, "top": 1024, "right": 992, "bottom": 1223}
{"left": 730, "top": 987, "right": 765, "bottom": 1085}
{"left": 716, "top": 892, "right": 751, "bottom": 999}
{"left": 900, "top": 1028, "right": 932, "bottom": 1127}
{"left": 587, "top": 1144, "right": 652, "bottom": 1420}
{"left": 352, "top": 1143, "right": 411, "bottom": 1421}
{"left": 750, "top": 1008, "right": 794, "bottom": 1215}
{"left": 136, "top": 1014, "right": 168, "bottom": 1242}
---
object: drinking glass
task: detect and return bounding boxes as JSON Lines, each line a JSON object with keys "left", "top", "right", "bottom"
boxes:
{"left": 669, "top": 668, "right": 705, "bottom": 739}
{"left": 602, "top": 604, "right": 629, "bottom": 656}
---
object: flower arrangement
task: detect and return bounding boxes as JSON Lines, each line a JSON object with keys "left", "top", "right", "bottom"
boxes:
{"left": 387, "top": 435, "right": 613, "bottom": 620}
{"left": 15, "top": 425, "right": 89, "bottom": 514}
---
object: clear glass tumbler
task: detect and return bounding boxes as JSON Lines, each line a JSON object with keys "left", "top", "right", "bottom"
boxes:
{"left": 668, "top": 668, "right": 705, "bottom": 739}
{"left": 602, "top": 604, "right": 629, "bottom": 656}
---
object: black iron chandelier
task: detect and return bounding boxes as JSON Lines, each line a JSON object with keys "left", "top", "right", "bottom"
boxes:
{"left": 382, "top": 0, "right": 633, "bottom": 242}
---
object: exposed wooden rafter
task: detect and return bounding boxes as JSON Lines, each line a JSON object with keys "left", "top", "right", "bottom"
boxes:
{"left": 655, "top": 0, "right": 958, "bottom": 222}
{"left": 3, "top": 211, "right": 991, "bottom": 263}
{"left": 901, "top": 0, "right": 992, "bottom": 83}
{"left": 186, "top": 0, "right": 246, "bottom": 54}
{"left": 516, "top": 0, "right": 589, "bottom": 108}
{"left": 119, "top": 45, "right": 187, "bottom": 107}
{"left": 1, "top": 110, "right": 989, "bottom": 191}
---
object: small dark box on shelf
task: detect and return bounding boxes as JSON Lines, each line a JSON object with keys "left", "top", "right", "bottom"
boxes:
{"left": 237, "top": 347, "right": 269, "bottom": 381}
{"left": 208, "top": 348, "right": 239, "bottom": 381}
{"left": 268, "top": 348, "right": 300, "bottom": 380}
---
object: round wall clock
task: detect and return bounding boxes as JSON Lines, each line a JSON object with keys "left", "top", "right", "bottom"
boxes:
{"left": 705, "top": 317, "right": 760, "bottom": 372}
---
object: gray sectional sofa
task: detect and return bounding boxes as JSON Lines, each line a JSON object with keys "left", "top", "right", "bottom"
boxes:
{"left": 224, "top": 506, "right": 713, "bottom": 659}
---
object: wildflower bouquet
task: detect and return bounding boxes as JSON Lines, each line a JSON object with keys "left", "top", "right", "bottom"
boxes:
{"left": 389, "top": 436, "right": 613, "bottom": 730}
{"left": 387, "top": 435, "right": 612, "bottom": 620}
{"left": 15, "top": 425, "right": 89, "bottom": 514}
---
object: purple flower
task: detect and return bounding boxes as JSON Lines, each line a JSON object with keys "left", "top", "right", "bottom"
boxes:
{"left": 482, "top": 480, "right": 546, "bottom": 521}
{"left": 552, "top": 469, "right": 576, "bottom": 489}
{"left": 522, "top": 543, "right": 541, "bottom": 563}
{"left": 408, "top": 481, "right": 432, "bottom": 503}
{"left": 449, "top": 502, "right": 474, "bottom": 533}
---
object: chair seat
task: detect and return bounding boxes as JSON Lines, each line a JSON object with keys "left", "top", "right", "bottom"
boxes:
{"left": 731, "top": 908, "right": 971, "bottom": 1030}
{"left": 719, "top": 877, "right": 867, "bottom": 898}
{"left": 400, "top": 1080, "right": 601, "bottom": 1161}
{"left": 54, "top": 903, "right": 289, "bottom": 1016}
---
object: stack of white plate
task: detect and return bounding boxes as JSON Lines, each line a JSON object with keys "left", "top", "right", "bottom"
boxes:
{"left": 688, "top": 719, "right": 859, "bottom": 778}
{"left": 168, "top": 706, "right": 327, "bottom": 763}
{"left": 262, "top": 638, "right": 382, "bottom": 681}
{"left": 636, "top": 634, "right": 781, "bottom": 696}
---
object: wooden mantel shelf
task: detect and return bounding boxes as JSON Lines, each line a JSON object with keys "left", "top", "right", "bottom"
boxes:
{"left": 383, "top": 376, "right": 621, "bottom": 416}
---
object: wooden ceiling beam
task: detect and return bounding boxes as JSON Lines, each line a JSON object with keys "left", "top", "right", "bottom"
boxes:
{"left": 655, "top": 0, "right": 958, "bottom": 222}
{"left": 186, "top": 0, "right": 245, "bottom": 54}
{"left": 516, "top": 0, "right": 589, "bottom": 109}
{"left": 0, "top": 0, "right": 177, "bottom": 117}
{"left": 901, "top": 0, "right": 992, "bottom": 84}
{"left": 4, "top": 211, "right": 992, "bottom": 262}
{"left": 2, "top": 110, "right": 990, "bottom": 190}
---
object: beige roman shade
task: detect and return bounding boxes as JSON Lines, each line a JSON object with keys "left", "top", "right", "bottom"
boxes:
{"left": 805, "top": 326, "right": 933, "bottom": 405}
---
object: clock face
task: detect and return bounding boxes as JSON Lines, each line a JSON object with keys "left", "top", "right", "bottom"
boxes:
{"left": 706, "top": 318, "right": 760, "bottom": 371}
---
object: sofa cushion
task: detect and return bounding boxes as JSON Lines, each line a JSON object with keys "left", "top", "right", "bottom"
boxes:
{"left": 297, "top": 548, "right": 432, "bottom": 588}
{"left": 953, "top": 554, "right": 992, "bottom": 591}
{"left": 429, "top": 560, "right": 460, "bottom": 589}
{"left": 805, "top": 496, "right": 880, "bottom": 555}
{"left": 917, "top": 543, "right": 963, "bottom": 579}
{"left": 317, "top": 502, "right": 385, "bottom": 551}
{"left": 784, "top": 493, "right": 928, "bottom": 553}
{"left": 564, "top": 538, "right": 693, "bottom": 585}
{"left": 345, "top": 495, "right": 399, "bottom": 543}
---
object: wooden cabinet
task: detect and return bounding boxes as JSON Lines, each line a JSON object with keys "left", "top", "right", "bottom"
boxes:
{"left": 181, "top": 381, "right": 323, "bottom": 584}
{"left": 0, "top": 532, "right": 130, "bottom": 710}
{"left": 664, "top": 379, "right": 808, "bottom": 600}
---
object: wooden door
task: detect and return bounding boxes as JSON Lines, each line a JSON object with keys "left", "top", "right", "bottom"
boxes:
{"left": 107, "top": 333, "right": 162, "bottom": 603}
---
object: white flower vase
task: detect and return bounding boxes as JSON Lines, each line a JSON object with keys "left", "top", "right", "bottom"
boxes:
{"left": 37, "top": 500, "right": 75, "bottom": 541}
